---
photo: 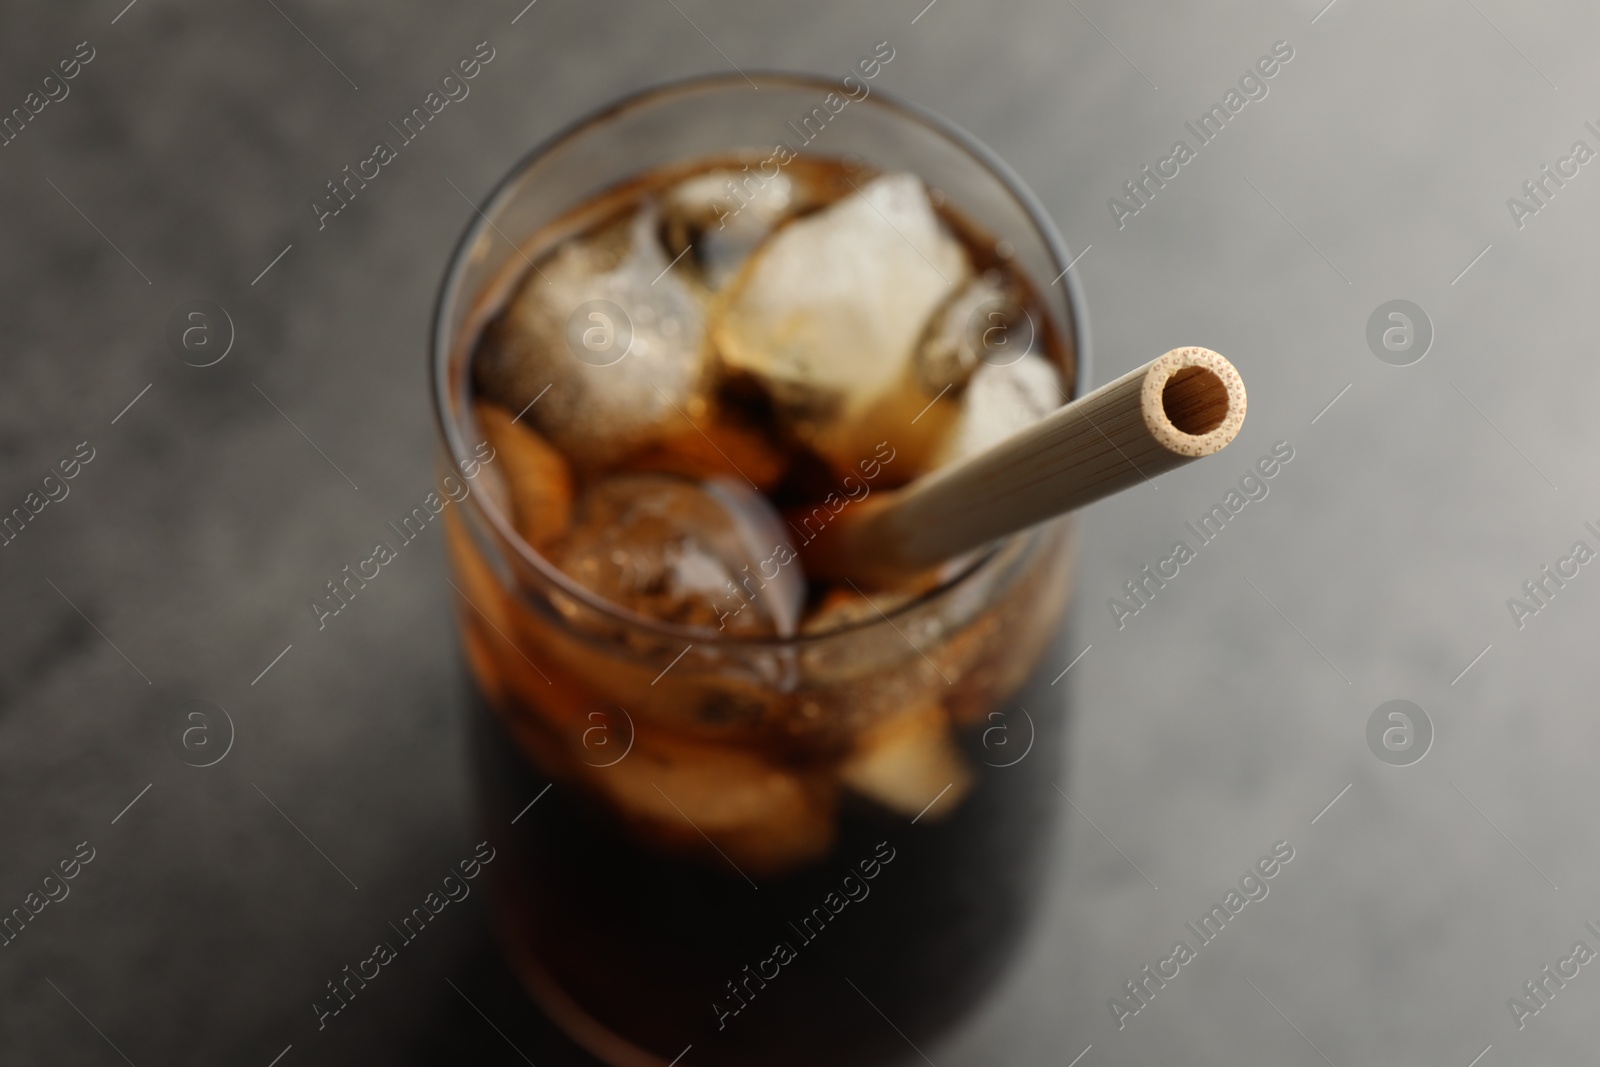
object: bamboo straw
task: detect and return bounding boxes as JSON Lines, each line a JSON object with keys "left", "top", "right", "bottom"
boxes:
{"left": 801, "top": 347, "right": 1247, "bottom": 585}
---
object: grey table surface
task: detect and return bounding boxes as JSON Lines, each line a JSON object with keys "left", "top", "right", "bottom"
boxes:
{"left": 4, "top": 0, "right": 1597, "bottom": 1064}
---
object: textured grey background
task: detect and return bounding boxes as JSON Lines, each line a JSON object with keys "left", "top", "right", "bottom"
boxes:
{"left": 3, "top": 0, "right": 1597, "bottom": 1064}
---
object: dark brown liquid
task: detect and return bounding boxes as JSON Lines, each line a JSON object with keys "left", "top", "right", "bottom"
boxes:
{"left": 471, "top": 634, "right": 1069, "bottom": 1066}
{"left": 453, "top": 153, "right": 1078, "bottom": 1064}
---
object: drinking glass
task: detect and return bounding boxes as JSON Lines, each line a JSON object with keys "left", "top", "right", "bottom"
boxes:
{"left": 431, "top": 72, "right": 1089, "bottom": 1067}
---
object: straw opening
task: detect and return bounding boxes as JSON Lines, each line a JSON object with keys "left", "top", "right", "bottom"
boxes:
{"left": 1161, "top": 365, "right": 1230, "bottom": 436}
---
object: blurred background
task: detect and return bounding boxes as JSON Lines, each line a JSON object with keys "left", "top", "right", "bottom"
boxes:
{"left": 4, "top": 0, "right": 1598, "bottom": 1063}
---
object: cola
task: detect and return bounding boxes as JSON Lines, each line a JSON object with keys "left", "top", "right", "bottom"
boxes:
{"left": 440, "top": 146, "right": 1080, "bottom": 1066}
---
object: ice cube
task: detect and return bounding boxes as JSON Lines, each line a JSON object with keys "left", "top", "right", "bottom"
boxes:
{"left": 661, "top": 168, "right": 797, "bottom": 291}
{"left": 934, "top": 351, "right": 1065, "bottom": 465}
{"left": 583, "top": 728, "right": 837, "bottom": 875}
{"left": 474, "top": 402, "right": 574, "bottom": 550}
{"left": 839, "top": 701, "right": 972, "bottom": 820}
{"left": 914, "top": 270, "right": 1033, "bottom": 395}
{"left": 475, "top": 205, "right": 708, "bottom": 469}
{"left": 554, "top": 473, "right": 803, "bottom": 636}
{"left": 713, "top": 172, "right": 971, "bottom": 474}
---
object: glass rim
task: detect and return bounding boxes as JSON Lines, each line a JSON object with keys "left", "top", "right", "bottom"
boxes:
{"left": 429, "top": 69, "right": 1092, "bottom": 649}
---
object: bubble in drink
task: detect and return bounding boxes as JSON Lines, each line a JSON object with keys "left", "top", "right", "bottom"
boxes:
{"left": 554, "top": 473, "right": 802, "bottom": 637}
{"left": 476, "top": 206, "right": 708, "bottom": 469}
{"left": 714, "top": 172, "right": 971, "bottom": 474}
